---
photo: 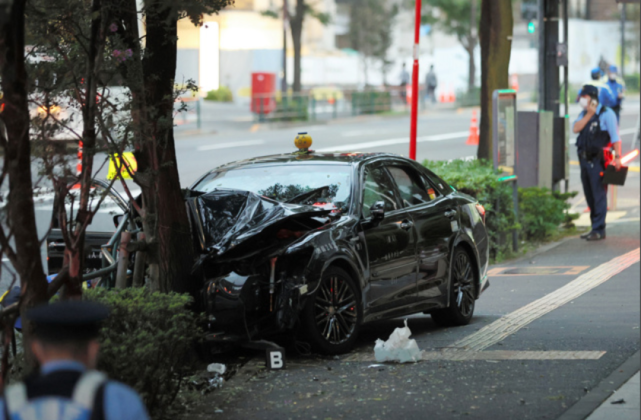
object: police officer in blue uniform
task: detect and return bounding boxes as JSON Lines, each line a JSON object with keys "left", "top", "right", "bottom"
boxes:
{"left": 577, "top": 68, "right": 617, "bottom": 109}
{"left": 0, "top": 301, "right": 149, "bottom": 420}
{"left": 604, "top": 65, "right": 625, "bottom": 121}
{"left": 573, "top": 85, "right": 621, "bottom": 241}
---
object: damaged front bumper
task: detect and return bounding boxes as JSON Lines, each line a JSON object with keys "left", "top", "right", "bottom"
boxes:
{"left": 186, "top": 189, "right": 333, "bottom": 342}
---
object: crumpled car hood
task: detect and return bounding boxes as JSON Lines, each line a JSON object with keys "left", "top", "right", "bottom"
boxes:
{"left": 187, "top": 189, "right": 330, "bottom": 264}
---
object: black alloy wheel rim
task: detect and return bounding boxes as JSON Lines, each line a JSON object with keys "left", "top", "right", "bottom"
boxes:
{"left": 453, "top": 252, "right": 475, "bottom": 317}
{"left": 314, "top": 275, "right": 358, "bottom": 345}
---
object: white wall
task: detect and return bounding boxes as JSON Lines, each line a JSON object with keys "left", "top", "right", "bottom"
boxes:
{"left": 564, "top": 18, "right": 620, "bottom": 85}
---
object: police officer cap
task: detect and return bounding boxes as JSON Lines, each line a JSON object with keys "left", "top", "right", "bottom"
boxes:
{"left": 590, "top": 67, "right": 601, "bottom": 77}
{"left": 26, "top": 300, "right": 109, "bottom": 342}
{"left": 581, "top": 85, "right": 599, "bottom": 100}
{"left": 609, "top": 65, "right": 618, "bottom": 73}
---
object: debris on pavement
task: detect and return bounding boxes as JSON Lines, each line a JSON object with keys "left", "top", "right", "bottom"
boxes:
{"left": 373, "top": 319, "right": 421, "bottom": 363}
{"left": 611, "top": 399, "right": 626, "bottom": 405}
{"left": 207, "top": 363, "right": 227, "bottom": 375}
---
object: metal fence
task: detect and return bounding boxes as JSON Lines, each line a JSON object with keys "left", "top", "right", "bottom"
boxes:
{"left": 251, "top": 87, "right": 433, "bottom": 123}
{"left": 175, "top": 97, "right": 202, "bottom": 129}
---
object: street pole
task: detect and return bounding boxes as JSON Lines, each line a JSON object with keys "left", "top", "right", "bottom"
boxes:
{"left": 620, "top": 3, "right": 626, "bottom": 79}
{"left": 409, "top": 0, "right": 421, "bottom": 160}
{"left": 282, "top": 0, "right": 289, "bottom": 93}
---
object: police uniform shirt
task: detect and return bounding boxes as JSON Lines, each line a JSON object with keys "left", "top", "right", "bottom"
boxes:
{"left": 574, "top": 104, "right": 621, "bottom": 145}
{"left": 0, "top": 360, "right": 150, "bottom": 420}
{"left": 605, "top": 78, "right": 624, "bottom": 107}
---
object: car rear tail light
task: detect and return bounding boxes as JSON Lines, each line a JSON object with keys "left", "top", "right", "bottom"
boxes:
{"left": 475, "top": 203, "right": 486, "bottom": 223}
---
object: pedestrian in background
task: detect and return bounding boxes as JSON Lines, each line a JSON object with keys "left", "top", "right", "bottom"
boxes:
{"left": 0, "top": 301, "right": 149, "bottom": 420}
{"left": 399, "top": 63, "right": 410, "bottom": 103}
{"left": 604, "top": 65, "right": 625, "bottom": 121}
{"left": 577, "top": 68, "right": 617, "bottom": 110}
{"left": 572, "top": 85, "right": 621, "bottom": 242}
{"left": 425, "top": 65, "right": 438, "bottom": 104}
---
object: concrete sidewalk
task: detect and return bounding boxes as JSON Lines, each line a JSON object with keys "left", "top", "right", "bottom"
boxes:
{"left": 586, "top": 372, "right": 640, "bottom": 420}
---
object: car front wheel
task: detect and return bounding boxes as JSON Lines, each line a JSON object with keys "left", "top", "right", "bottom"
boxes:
{"left": 431, "top": 247, "right": 476, "bottom": 327}
{"left": 301, "top": 266, "right": 362, "bottom": 355}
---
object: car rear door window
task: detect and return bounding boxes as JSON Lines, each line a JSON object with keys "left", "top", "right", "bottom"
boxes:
{"left": 386, "top": 166, "right": 432, "bottom": 208}
{"left": 361, "top": 165, "right": 400, "bottom": 218}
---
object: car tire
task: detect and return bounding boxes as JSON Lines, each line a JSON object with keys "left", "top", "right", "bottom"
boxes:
{"left": 301, "top": 266, "right": 362, "bottom": 355}
{"left": 431, "top": 247, "right": 476, "bottom": 327}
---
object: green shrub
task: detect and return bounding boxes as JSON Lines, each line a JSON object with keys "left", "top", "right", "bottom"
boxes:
{"left": 204, "top": 86, "right": 233, "bottom": 102}
{"left": 351, "top": 91, "right": 392, "bottom": 115}
{"left": 423, "top": 159, "right": 517, "bottom": 260}
{"left": 624, "top": 73, "right": 640, "bottom": 92}
{"left": 518, "top": 187, "right": 578, "bottom": 241}
{"left": 273, "top": 95, "right": 309, "bottom": 121}
{"left": 456, "top": 86, "right": 481, "bottom": 107}
{"left": 84, "top": 288, "right": 203, "bottom": 420}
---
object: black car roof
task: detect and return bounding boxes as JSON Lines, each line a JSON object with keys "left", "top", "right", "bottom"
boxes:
{"left": 213, "top": 151, "right": 401, "bottom": 171}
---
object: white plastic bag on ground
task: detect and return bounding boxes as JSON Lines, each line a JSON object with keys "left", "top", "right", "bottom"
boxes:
{"left": 374, "top": 319, "right": 421, "bottom": 363}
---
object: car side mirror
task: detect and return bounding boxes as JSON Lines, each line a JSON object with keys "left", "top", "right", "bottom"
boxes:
{"left": 370, "top": 201, "right": 385, "bottom": 220}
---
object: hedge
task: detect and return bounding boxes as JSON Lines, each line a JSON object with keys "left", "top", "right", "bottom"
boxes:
{"left": 85, "top": 288, "right": 202, "bottom": 420}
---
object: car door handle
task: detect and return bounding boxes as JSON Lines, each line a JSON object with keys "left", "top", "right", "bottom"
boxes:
{"left": 400, "top": 220, "right": 414, "bottom": 230}
{"left": 444, "top": 210, "right": 457, "bottom": 218}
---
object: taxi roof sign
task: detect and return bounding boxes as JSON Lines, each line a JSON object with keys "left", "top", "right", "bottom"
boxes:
{"left": 294, "top": 132, "right": 312, "bottom": 152}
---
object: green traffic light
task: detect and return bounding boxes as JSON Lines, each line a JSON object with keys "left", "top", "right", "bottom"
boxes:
{"left": 527, "top": 21, "right": 536, "bottom": 34}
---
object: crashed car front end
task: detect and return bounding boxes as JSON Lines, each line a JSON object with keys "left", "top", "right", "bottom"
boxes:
{"left": 187, "top": 188, "right": 348, "bottom": 341}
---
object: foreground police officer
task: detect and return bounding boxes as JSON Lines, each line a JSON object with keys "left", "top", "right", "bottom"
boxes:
{"left": 573, "top": 85, "right": 621, "bottom": 242}
{"left": 0, "top": 301, "right": 149, "bottom": 420}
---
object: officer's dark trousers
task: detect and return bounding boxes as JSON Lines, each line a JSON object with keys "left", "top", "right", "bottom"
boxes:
{"left": 580, "top": 156, "right": 608, "bottom": 234}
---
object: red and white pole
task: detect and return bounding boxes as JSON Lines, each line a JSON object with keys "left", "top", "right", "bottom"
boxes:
{"left": 77, "top": 140, "right": 83, "bottom": 175}
{"left": 409, "top": 0, "right": 421, "bottom": 160}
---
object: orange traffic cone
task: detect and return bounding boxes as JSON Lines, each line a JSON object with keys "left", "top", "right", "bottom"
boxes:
{"left": 466, "top": 110, "right": 479, "bottom": 145}
{"left": 439, "top": 90, "right": 446, "bottom": 103}
{"left": 510, "top": 74, "right": 520, "bottom": 92}
{"left": 448, "top": 88, "right": 456, "bottom": 103}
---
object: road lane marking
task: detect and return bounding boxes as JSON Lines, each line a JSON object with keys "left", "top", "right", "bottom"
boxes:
{"left": 317, "top": 131, "right": 468, "bottom": 152}
{"left": 343, "top": 350, "right": 606, "bottom": 362}
{"left": 487, "top": 266, "right": 590, "bottom": 276}
{"left": 620, "top": 127, "right": 638, "bottom": 136}
{"left": 569, "top": 160, "right": 640, "bottom": 172}
{"left": 420, "top": 350, "right": 606, "bottom": 361}
{"left": 197, "top": 140, "right": 265, "bottom": 151}
{"left": 449, "top": 248, "right": 640, "bottom": 352}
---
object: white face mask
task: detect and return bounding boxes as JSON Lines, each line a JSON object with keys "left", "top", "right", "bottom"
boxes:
{"left": 609, "top": 74, "right": 616, "bottom": 81}
{"left": 579, "top": 97, "right": 589, "bottom": 109}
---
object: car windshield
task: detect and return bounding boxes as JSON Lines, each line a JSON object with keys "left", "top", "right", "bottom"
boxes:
{"left": 193, "top": 164, "right": 353, "bottom": 214}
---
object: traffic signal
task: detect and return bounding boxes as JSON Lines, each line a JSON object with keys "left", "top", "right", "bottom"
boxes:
{"left": 527, "top": 21, "right": 536, "bottom": 34}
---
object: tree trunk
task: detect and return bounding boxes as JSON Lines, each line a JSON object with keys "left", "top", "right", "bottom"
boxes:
{"left": 290, "top": 0, "right": 305, "bottom": 93}
{"left": 140, "top": 0, "right": 196, "bottom": 294}
{"left": 468, "top": 0, "right": 478, "bottom": 92}
{"left": 0, "top": 0, "right": 48, "bottom": 365}
{"left": 478, "top": 0, "right": 513, "bottom": 161}
{"left": 64, "top": 0, "right": 105, "bottom": 299}
{"left": 467, "top": 43, "right": 476, "bottom": 92}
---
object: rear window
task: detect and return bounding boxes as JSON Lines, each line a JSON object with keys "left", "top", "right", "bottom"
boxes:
{"left": 193, "top": 164, "right": 353, "bottom": 214}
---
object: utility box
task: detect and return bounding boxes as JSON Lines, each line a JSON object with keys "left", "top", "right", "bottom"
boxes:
{"left": 516, "top": 111, "right": 554, "bottom": 189}
{"left": 251, "top": 72, "right": 276, "bottom": 114}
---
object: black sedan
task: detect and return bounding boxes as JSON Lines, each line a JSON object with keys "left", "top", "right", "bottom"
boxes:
{"left": 188, "top": 151, "right": 489, "bottom": 354}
